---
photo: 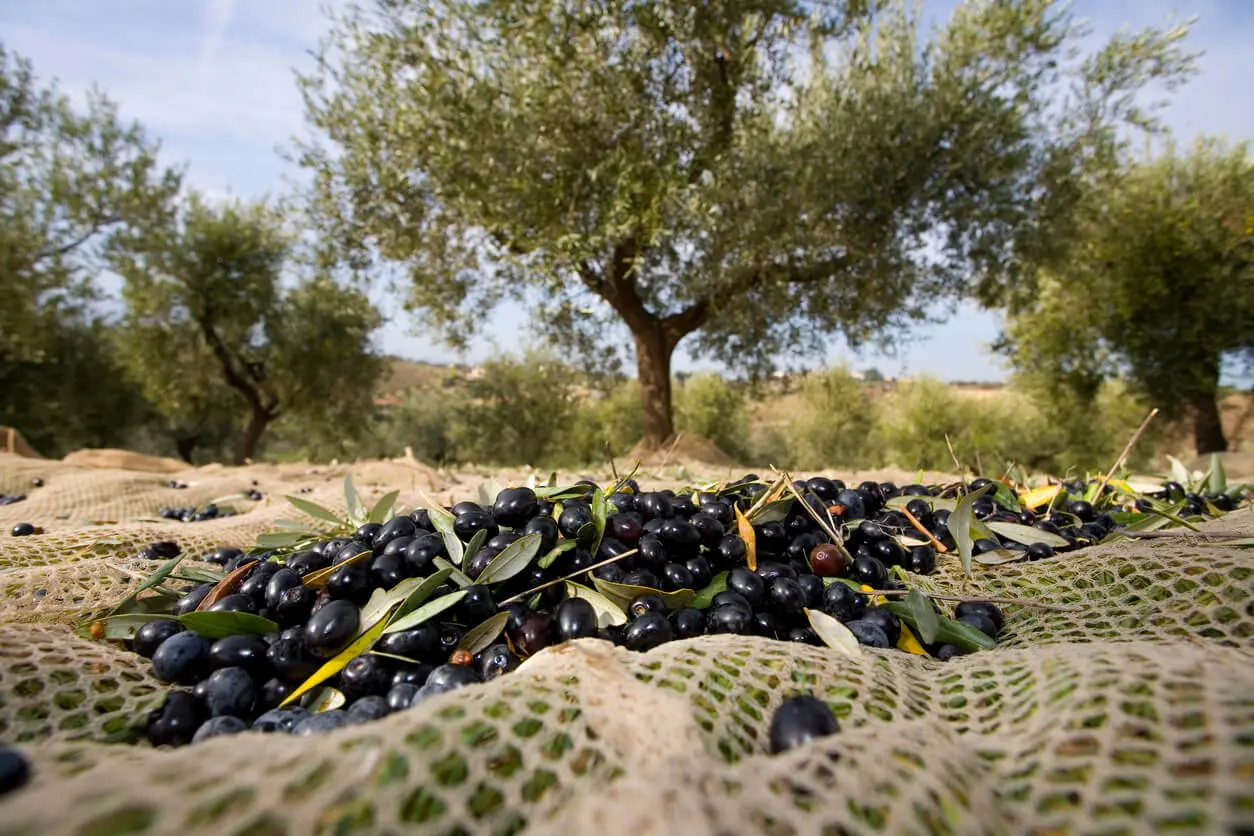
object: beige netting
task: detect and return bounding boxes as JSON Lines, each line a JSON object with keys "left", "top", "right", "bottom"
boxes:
{"left": 1, "top": 452, "right": 1252, "bottom": 835}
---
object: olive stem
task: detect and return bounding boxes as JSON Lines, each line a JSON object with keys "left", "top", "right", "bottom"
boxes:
{"left": 866, "top": 588, "right": 1087, "bottom": 612}
{"left": 498, "top": 547, "right": 641, "bottom": 607}
{"left": 1092, "top": 407, "right": 1159, "bottom": 505}
{"left": 898, "top": 506, "right": 948, "bottom": 554}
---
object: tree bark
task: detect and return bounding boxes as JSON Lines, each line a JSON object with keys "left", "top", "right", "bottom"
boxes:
{"left": 174, "top": 436, "right": 198, "bottom": 464}
{"left": 1191, "top": 389, "right": 1228, "bottom": 455}
{"left": 236, "top": 405, "right": 271, "bottom": 465}
{"left": 634, "top": 322, "right": 676, "bottom": 448}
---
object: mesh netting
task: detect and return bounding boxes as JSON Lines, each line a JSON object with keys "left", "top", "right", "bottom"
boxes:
{"left": 1, "top": 453, "right": 1252, "bottom": 835}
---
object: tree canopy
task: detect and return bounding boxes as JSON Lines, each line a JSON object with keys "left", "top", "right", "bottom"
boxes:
{"left": 108, "top": 193, "right": 386, "bottom": 463}
{"left": 1003, "top": 138, "right": 1254, "bottom": 455}
{"left": 298, "top": 0, "right": 1195, "bottom": 446}
{"left": 0, "top": 42, "right": 181, "bottom": 453}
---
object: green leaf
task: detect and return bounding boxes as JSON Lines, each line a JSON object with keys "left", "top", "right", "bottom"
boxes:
{"left": 166, "top": 567, "right": 226, "bottom": 585}
{"left": 589, "top": 488, "right": 609, "bottom": 557}
{"left": 886, "top": 495, "right": 957, "bottom": 513}
{"left": 255, "top": 531, "right": 309, "bottom": 549}
{"left": 368, "top": 490, "right": 401, "bottom": 524}
{"left": 985, "top": 521, "right": 1070, "bottom": 548}
{"left": 990, "top": 482, "right": 1020, "bottom": 513}
{"left": 1209, "top": 453, "right": 1226, "bottom": 496}
{"left": 905, "top": 588, "right": 939, "bottom": 644}
{"left": 592, "top": 577, "right": 694, "bottom": 612}
{"left": 564, "top": 582, "right": 628, "bottom": 627}
{"left": 1167, "top": 456, "right": 1191, "bottom": 489}
{"left": 382, "top": 590, "right": 468, "bottom": 635}
{"left": 691, "top": 571, "right": 729, "bottom": 610}
{"left": 463, "top": 528, "right": 488, "bottom": 566}
{"left": 95, "top": 613, "right": 172, "bottom": 640}
{"left": 388, "top": 568, "right": 454, "bottom": 625}
{"left": 282, "top": 616, "right": 392, "bottom": 707}
{"left": 178, "top": 611, "right": 279, "bottom": 639}
{"left": 419, "top": 490, "right": 463, "bottom": 566}
{"left": 804, "top": 608, "right": 862, "bottom": 658}
{"left": 285, "top": 495, "right": 344, "bottom": 526}
{"left": 538, "top": 539, "right": 577, "bottom": 569}
{"left": 972, "top": 549, "right": 1028, "bottom": 565}
{"left": 951, "top": 484, "right": 991, "bottom": 578}
{"left": 457, "top": 611, "right": 511, "bottom": 655}
{"left": 433, "top": 557, "right": 473, "bottom": 588}
{"left": 478, "top": 533, "right": 543, "bottom": 586}
{"left": 749, "top": 498, "right": 794, "bottom": 525}
{"left": 344, "top": 473, "right": 365, "bottom": 519}
{"left": 880, "top": 602, "right": 996, "bottom": 652}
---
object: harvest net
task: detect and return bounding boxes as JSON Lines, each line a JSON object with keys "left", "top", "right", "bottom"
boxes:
{"left": 1, "top": 452, "right": 1251, "bottom": 835}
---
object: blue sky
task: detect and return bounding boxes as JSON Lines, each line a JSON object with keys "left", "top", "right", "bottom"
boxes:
{"left": 5, "top": 0, "right": 1252, "bottom": 382}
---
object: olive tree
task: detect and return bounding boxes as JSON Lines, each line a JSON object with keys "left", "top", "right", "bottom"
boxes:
{"left": 297, "top": 0, "right": 1194, "bottom": 447}
{"left": 109, "top": 193, "right": 386, "bottom": 463}
{"left": 0, "top": 43, "right": 181, "bottom": 452}
{"left": 1003, "top": 138, "right": 1254, "bottom": 455}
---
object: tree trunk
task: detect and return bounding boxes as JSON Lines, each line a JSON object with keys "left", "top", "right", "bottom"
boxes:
{"left": 235, "top": 406, "right": 271, "bottom": 465}
{"left": 174, "top": 436, "right": 198, "bottom": 464}
{"left": 1191, "top": 389, "right": 1227, "bottom": 455}
{"left": 634, "top": 324, "right": 676, "bottom": 448}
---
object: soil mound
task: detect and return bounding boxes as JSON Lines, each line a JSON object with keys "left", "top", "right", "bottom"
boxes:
{"left": 626, "top": 434, "right": 740, "bottom": 470}
{"left": 60, "top": 448, "right": 189, "bottom": 474}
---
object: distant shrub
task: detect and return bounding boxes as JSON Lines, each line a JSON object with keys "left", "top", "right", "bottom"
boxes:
{"left": 785, "top": 366, "right": 883, "bottom": 469}
{"left": 675, "top": 373, "right": 751, "bottom": 461}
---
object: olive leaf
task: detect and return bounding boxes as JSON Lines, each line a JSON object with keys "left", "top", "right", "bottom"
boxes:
{"left": 109, "top": 551, "right": 188, "bottom": 616}
{"left": 388, "top": 567, "right": 455, "bottom": 624}
{"left": 478, "top": 533, "right": 543, "bottom": 586}
{"left": 281, "top": 616, "right": 393, "bottom": 707}
{"left": 589, "top": 488, "right": 609, "bottom": 557}
{"left": 196, "top": 559, "right": 261, "bottom": 611}
{"left": 592, "top": 577, "right": 694, "bottom": 612}
{"left": 256, "top": 530, "right": 312, "bottom": 549}
{"left": 735, "top": 506, "right": 757, "bottom": 572}
{"left": 538, "top": 539, "right": 577, "bottom": 569}
{"left": 885, "top": 495, "right": 958, "bottom": 513}
{"left": 691, "top": 571, "right": 729, "bottom": 610}
{"left": 418, "top": 489, "right": 463, "bottom": 566}
{"left": 302, "top": 549, "right": 371, "bottom": 591}
{"left": 381, "top": 590, "right": 468, "bottom": 635}
{"left": 285, "top": 495, "right": 344, "bottom": 526}
{"left": 368, "top": 490, "right": 401, "bottom": 524}
{"left": 304, "top": 685, "right": 346, "bottom": 713}
{"left": 951, "top": 484, "right": 992, "bottom": 578}
{"left": 564, "top": 582, "right": 628, "bottom": 627}
{"left": 904, "top": 588, "right": 939, "bottom": 644}
{"left": 1209, "top": 453, "right": 1226, "bottom": 496}
{"left": 879, "top": 601, "right": 996, "bottom": 652}
{"left": 973, "top": 549, "right": 1028, "bottom": 565}
{"left": 179, "top": 611, "right": 279, "bottom": 639}
{"left": 344, "top": 473, "right": 365, "bottom": 520}
{"left": 748, "top": 498, "right": 793, "bottom": 525}
{"left": 94, "top": 613, "right": 171, "bottom": 640}
{"left": 463, "top": 529, "right": 488, "bottom": 566}
{"left": 457, "top": 611, "right": 511, "bottom": 655}
{"left": 804, "top": 608, "right": 862, "bottom": 659}
{"left": 990, "top": 482, "right": 1020, "bottom": 513}
{"left": 1167, "top": 455, "right": 1191, "bottom": 490}
{"left": 433, "top": 557, "right": 473, "bottom": 588}
{"left": 985, "top": 521, "right": 1070, "bottom": 548}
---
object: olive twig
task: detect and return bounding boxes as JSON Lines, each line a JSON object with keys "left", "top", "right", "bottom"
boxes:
{"left": 498, "top": 547, "right": 641, "bottom": 607}
{"left": 865, "top": 588, "right": 1086, "bottom": 612}
{"left": 1091, "top": 407, "right": 1159, "bottom": 505}
{"left": 898, "top": 505, "right": 948, "bottom": 554}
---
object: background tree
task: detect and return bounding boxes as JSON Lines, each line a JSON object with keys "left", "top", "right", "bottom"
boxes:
{"left": 109, "top": 193, "right": 386, "bottom": 464}
{"left": 0, "top": 43, "right": 181, "bottom": 453}
{"left": 298, "top": 0, "right": 1194, "bottom": 447}
{"left": 1003, "top": 138, "right": 1254, "bottom": 455}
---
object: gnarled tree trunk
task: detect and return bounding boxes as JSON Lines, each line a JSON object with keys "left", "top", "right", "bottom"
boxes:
{"left": 1191, "top": 389, "right": 1227, "bottom": 455}
{"left": 633, "top": 322, "right": 676, "bottom": 448}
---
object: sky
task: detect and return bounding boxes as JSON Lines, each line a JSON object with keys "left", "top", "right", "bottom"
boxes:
{"left": 4, "top": 0, "right": 1252, "bottom": 383}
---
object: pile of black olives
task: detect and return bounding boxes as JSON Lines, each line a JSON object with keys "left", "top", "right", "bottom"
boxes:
{"left": 127, "top": 468, "right": 1252, "bottom": 748}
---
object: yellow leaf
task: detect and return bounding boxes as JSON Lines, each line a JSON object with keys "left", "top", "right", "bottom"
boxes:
{"left": 302, "top": 549, "right": 371, "bottom": 591}
{"left": 1018, "top": 484, "right": 1061, "bottom": 511}
{"left": 280, "top": 614, "right": 392, "bottom": 707}
{"left": 896, "top": 622, "right": 928, "bottom": 656}
{"left": 735, "top": 505, "right": 756, "bottom": 572}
